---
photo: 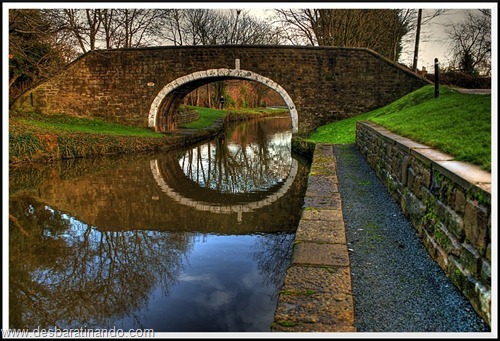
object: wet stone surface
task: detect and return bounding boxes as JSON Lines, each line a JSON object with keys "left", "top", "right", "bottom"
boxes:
{"left": 295, "top": 219, "right": 346, "bottom": 244}
{"left": 292, "top": 242, "right": 350, "bottom": 267}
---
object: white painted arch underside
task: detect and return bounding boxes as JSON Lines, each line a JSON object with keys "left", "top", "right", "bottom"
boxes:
{"left": 148, "top": 68, "right": 299, "bottom": 133}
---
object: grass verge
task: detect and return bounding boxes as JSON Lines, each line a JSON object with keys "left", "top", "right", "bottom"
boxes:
{"left": 15, "top": 112, "right": 163, "bottom": 137}
{"left": 9, "top": 119, "right": 169, "bottom": 164}
{"left": 307, "top": 85, "right": 491, "bottom": 171}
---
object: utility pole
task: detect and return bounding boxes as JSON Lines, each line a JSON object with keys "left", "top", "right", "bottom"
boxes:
{"left": 412, "top": 9, "right": 423, "bottom": 72}
{"left": 231, "top": 9, "right": 241, "bottom": 44}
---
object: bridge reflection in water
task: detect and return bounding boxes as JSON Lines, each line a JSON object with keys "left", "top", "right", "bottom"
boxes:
{"left": 8, "top": 116, "right": 311, "bottom": 332}
{"left": 152, "top": 118, "right": 299, "bottom": 223}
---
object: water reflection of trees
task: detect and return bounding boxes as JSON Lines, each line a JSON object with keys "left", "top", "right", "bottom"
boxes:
{"left": 9, "top": 195, "right": 193, "bottom": 329}
{"left": 251, "top": 233, "right": 295, "bottom": 294}
{"left": 179, "top": 118, "right": 293, "bottom": 194}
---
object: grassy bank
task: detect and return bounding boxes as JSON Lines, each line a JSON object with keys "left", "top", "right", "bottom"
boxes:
{"left": 9, "top": 106, "right": 289, "bottom": 164}
{"left": 307, "top": 85, "right": 491, "bottom": 171}
{"left": 14, "top": 112, "right": 163, "bottom": 137}
{"left": 9, "top": 117, "right": 169, "bottom": 164}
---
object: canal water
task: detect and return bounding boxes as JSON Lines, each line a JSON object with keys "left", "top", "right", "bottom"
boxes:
{"left": 8, "top": 116, "right": 311, "bottom": 332}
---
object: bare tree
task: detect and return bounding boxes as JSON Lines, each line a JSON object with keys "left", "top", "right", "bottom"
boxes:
{"left": 50, "top": 9, "right": 103, "bottom": 53}
{"left": 85, "top": 9, "right": 102, "bottom": 51}
{"left": 231, "top": 10, "right": 285, "bottom": 44}
{"left": 99, "top": 9, "right": 120, "bottom": 49}
{"left": 273, "top": 9, "right": 318, "bottom": 45}
{"left": 8, "top": 9, "right": 72, "bottom": 102}
{"left": 162, "top": 9, "right": 283, "bottom": 46}
{"left": 50, "top": 8, "right": 168, "bottom": 52}
{"left": 272, "top": 9, "right": 411, "bottom": 61}
{"left": 111, "top": 9, "right": 166, "bottom": 48}
{"left": 161, "top": 9, "right": 186, "bottom": 46}
{"left": 447, "top": 9, "right": 491, "bottom": 75}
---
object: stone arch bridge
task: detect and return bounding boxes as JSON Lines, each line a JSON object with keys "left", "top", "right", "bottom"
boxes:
{"left": 13, "top": 45, "right": 429, "bottom": 134}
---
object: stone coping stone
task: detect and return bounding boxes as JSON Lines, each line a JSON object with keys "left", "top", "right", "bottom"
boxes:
{"left": 301, "top": 208, "right": 344, "bottom": 221}
{"left": 295, "top": 219, "right": 346, "bottom": 244}
{"left": 411, "top": 147, "right": 455, "bottom": 166}
{"left": 393, "top": 136, "right": 431, "bottom": 152}
{"left": 306, "top": 176, "right": 339, "bottom": 195}
{"left": 434, "top": 160, "right": 491, "bottom": 193}
{"left": 273, "top": 266, "right": 355, "bottom": 332}
{"left": 310, "top": 164, "right": 337, "bottom": 176}
{"left": 292, "top": 242, "right": 350, "bottom": 267}
{"left": 303, "top": 194, "right": 342, "bottom": 210}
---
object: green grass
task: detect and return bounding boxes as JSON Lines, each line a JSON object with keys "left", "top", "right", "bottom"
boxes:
{"left": 307, "top": 85, "right": 491, "bottom": 171}
{"left": 9, "top": 112, "right": 167, "bottom": 163}
{"left": 179, "top": 106, "right": 226, "bottom": 129}
{"left": 16, "top": 112, "right": 163, "bottom": 137}
{"left": 179, "top": 105, "right": 290, "bottom": 129}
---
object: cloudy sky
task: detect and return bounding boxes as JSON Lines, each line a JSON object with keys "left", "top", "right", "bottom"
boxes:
{"left": 240, "top": 3, "right": 496, "bottom": 71}
{"left": 4, "top": 2, "right": 496, "bottom": 71}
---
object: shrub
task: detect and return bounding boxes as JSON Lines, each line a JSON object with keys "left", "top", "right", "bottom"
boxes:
{"left": 426, "top": 71, "right": 491, "bottom": 89}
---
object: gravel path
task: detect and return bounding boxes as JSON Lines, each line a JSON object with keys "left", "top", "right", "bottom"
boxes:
{"left": 333, "top": 144, "right": 490, "bottom": 333}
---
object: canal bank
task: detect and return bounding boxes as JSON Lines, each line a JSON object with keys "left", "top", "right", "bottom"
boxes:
{"left": 272, "top": 144, "right": 356, "bottom": 332}
{"left": 272, "top": 143, "right": 490, "bottom": 333}
{"left": 8, "top": 109, "right": 289, "bottom": 165}
{"left": 8, "top": 116, "right": 224, "bottom": 165}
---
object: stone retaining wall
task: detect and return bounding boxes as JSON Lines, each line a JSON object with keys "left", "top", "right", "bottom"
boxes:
{"left": 176, "top": 107, "right": 199, "bottom": 126}
{"left": 355, "top": 121, "right": 491, "bottom": 326}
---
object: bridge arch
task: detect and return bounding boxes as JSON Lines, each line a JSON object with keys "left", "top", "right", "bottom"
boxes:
{"left": 148, "top": 68, "right": 299, "bottom": 133}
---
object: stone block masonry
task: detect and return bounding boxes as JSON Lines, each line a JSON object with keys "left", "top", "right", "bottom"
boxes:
{"left": 356, "top": 121, "right": 491, "bottom": 326}
{"left": 272, "top": 144, "right": 356, "bottom": 332}
{"left": 12, "top": 45, "right": 429, "bottom": 134}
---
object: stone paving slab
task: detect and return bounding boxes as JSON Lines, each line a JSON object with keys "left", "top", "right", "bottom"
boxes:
{"left": 303, "top": 193, "right": 342, "bottom": 209}
{"left": 272, "top": 144, "right": 355, "bottom": 333}
{"left": 310, "top": 164, "right": 337, "bottom": 176}
{"left": 295, "top": 219, "right": 346, "bottom": 244}
{"left": 293, "top": 242, "right": 350, "bottom": 267}
{"left": 301, "top": 208, "right": 343, "bottom": 221}
{"left": 306, "top": 176, "right": 339, "bottom": 195}
{"left": 279, "top": 266, "right": 353, "bottom": 295}
{"left": 273, "top": 266, "right": 355, "bottom": 332}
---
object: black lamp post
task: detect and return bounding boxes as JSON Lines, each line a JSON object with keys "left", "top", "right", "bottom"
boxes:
{"left": 434, "top": 58, "right": 440, "bottom": 98}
